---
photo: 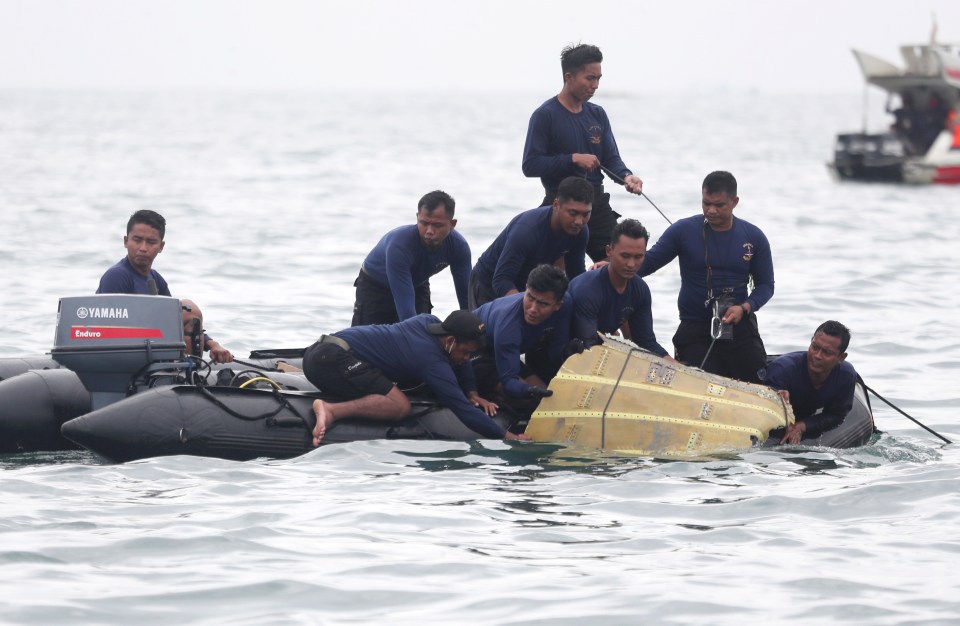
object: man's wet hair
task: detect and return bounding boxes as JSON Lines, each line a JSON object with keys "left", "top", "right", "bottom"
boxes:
{"left": 702, "top": 171, "right": 738, "bottom": 197}
{"left": 561, "top": 43, "right": 603, "bottom": 75}
{"left": 526, "top": 264, "right": 569, "bottom": 301}
{"left": 814, "top": 320, "right": 851, "bottom": 354}
{"left": 556, "top": 176, "right": 594, "bottom": 205}
{"left": 127, "top": 210, "right": 166, "bottom": 239}
{"left": 418, "top": 190, "right": 456, "bottom": 218}
{"left": 611, "top": 219, "right": 650, "bottom": 246}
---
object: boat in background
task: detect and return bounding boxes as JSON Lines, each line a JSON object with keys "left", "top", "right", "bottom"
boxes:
{"left": 828, "top": 41, "right": 960, "bottom": 184}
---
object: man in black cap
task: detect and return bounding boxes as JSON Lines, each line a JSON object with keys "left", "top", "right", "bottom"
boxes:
{"left": 302, "top": 311, "right": 530, "bottom": 445}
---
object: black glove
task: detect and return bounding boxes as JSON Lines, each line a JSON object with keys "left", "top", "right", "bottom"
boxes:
{"left": 527, "top": 386, "right": 553, "bottom": 399}
{"left": 562, "top": 338, "right": 585, "bottom": 359}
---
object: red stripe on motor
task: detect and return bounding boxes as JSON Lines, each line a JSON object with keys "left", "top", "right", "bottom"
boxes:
{"left": 71, "top": 326, "right": 165, "bottom": 339}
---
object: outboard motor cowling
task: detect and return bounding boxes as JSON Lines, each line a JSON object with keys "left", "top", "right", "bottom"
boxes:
{"left": 51, "top": 295, "right": 187, "bottom": 410}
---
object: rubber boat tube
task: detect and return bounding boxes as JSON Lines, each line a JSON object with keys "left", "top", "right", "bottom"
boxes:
{"left": 0, "top": 360, "right": 309, "bottom": 455}
{"left": 61, "top": 385, "right": 507, "bottom": 463}
{"left": 0, "top": 356, "right": 61, "bottom": 382}
{"left": 0, "top": 369, "right": 90, "bottom": 453}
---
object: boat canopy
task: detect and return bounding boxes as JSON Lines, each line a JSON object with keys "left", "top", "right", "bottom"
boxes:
{"left": 852, "top": 43, "right": 960, "bottom": 103}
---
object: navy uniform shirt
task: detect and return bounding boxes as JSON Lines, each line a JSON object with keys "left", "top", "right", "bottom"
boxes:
{"left": 335, "top": 315, "right": 504, "bottom": 438}
{"left": 96, "top": 257, "right": 171, "bottom": 296}
{"left": 522, "top": 97, "right": 632, "bottom": 194}
{"left": 474, "top": 292, "right": 573, "bottom": 398}
{"left": 361, "top": 226, "right": 471, "bottom": 320}
{"left": 568, "top": 266, "right": 668, "bottom": 356}
{"left": 641, "top": 215, "right": 774, "bottom": 322}
{"left": 763, "top": 351, "right": 857, "bottom": 438}
{"left": 473, "top": 206, "right": 588, "bottom": 298}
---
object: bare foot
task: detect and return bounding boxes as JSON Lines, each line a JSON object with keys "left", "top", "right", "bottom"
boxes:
{"left": 312, "top": 399, "right": 333, "bottom": 446}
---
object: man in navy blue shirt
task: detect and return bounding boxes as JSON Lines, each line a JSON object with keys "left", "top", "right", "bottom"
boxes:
{"left": 469, "top": 176, "right": 591, "bottom": 309}
{"left": 97, "top": 210, "right": 233, "bottom": 363}
{"left": 522, "top": 43, "right": 644, "bottom": 262}
{"left": 352, "top": 190, "right": 472, "bottom": 326}
{"left": 473, "top": 265, "right": 573, "bottom": 412}
{"left": 303, "top": 310, "right": 529, "bottom": 446}
{"left": 641, "top": 171, "right": 774, "bottom": 382}
{"left": 569, "top": 219, "right": 672, "bottom": 359}
{"left": 763, "top": 321, "right": 857, "bottom": 444}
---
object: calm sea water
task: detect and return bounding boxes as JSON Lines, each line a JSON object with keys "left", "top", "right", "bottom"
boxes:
{"left": 1, "top": 90, "right": 958, "bottom": 625}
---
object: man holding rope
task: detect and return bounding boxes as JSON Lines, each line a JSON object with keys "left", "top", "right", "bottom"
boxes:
{"left": 522, "top": 42, "right": 644, "bottom": 263}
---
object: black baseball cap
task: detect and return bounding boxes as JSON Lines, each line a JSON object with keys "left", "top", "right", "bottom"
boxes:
{"left": 426, "top": 310, "right": 486, "bottom": 345}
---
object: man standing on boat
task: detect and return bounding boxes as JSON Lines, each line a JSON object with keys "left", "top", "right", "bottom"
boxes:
{"left": 640, "top": 171, "right": 773, "bottom": 382}
{"left": 303, "top": 310, "right": 529, "bottom": 445}
{"left": 472, "top": 264, "right": 574, "bottom": 413}
{"left": 762, "top": 321, "right": 857, "bottom": 444}
{"left": 522, "top": 42, "right": 643, "bottom": 263}
{"left": 96, "top": 209, "right": 233, "bottom": 363}
{"left": 469, "top": 176, "right": 591, "bottom": 309}
{"left": 352, "top": 190, "right": 471, "bottom": 326}
{"left": 568, "top": 219, "right": 673, "bottom": 359}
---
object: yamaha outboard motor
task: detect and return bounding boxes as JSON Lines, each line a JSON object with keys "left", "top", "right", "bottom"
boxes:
{"left": 50, "top": 295, "right": 187, "bottom": 410}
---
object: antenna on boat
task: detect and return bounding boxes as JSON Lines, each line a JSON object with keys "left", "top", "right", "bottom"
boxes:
{"left": 861, "top": 82, "right": 869, "bottom": 134}
{"left": 598, "top": 164, "right": 673, "bottom": 225}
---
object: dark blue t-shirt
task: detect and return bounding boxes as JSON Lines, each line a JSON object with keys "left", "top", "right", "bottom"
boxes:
{"left": 335, "top": 315, "right": 504, "bottom": 438}
{"left": 473, "top": 206, "right": 588, "bottom": 297}
{"left": 361, "top": 225, "right": 471, "bottom": 319}
{"left": 763, "top": 351, "right": 857, "bottom": 438}
{"left": 96, "top": 257, "right": 172, "bottom": 296}
{"left": 641, "top": 215, "right": 774, "bottom": 322}
{"left": 522, "top": 97, "right": 632, "bottom": 193}
{"left": 474, "top": 292, "right": 573, "bottom": 398}
{"left": 568, "top": 266, "right": 668, "bottom": 356}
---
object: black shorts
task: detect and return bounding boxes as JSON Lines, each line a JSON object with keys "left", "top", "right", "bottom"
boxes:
{"left": 302, "top": 341, "right": 395, "bottom": 398}
{"left": 468, "top": 269, "right": 498, "bottom": 310}
{"left": 672, "top": 315, "right": 767, "bottom": 383}
{"left": 351, "top": 269, "right": 432, "bottom": 327}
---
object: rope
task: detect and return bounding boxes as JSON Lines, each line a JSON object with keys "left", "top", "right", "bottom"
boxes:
{"left": 599, "top": 346, "right": 636, "bottom": 449}
{"left": 598, "top": 163, "right": 673, "bottom": 225}
{"left": 863, "top": 383, "right": 952, "bottom": 444}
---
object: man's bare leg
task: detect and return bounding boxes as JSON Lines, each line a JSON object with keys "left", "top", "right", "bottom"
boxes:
{"left": 312, "top": 386, "right": 411, "bottom": 446}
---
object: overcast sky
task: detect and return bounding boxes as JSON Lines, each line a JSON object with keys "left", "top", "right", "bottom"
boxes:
{"left": 2, "top": 0, "right": 959, "bottom": 94}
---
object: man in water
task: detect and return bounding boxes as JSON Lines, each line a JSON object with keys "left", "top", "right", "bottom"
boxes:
{"left": 522, "top": 42, "right": 644, "bottom": 262}
{"left": 97, "top": 210, "right": 233, "bottom": 363}
{"left": 303, "top": 310, "right": 529, "bottom": 445}
{"left": 352, "top": 190, "right": 471, "bottom": 326}
{"left": 763, "top": 321, "right": 857, "bottom": 445}
{"left": 469, "top": 176, "right": 591, "bottom": 309}
{"left": 472, "top": 264, "right": 574, "bottom": 412}
{"left": 568, "top": 219, "right": 673, "bottom": 359}
{"left": 640, "top": 171, "right": 773, "bottom": 382}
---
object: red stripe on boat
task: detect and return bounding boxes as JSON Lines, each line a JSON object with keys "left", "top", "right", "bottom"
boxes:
{"left": 933, "top": 166, "right": 960, "bottom": 184}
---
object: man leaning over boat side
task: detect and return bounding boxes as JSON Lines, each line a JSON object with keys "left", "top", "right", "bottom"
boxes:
{"left": 352, "top": 190, "right": 471, "bottom": 326}
{"left": 96, "top": 209, "right": 233, "bottom": 363}
{"left": 469, "top": 176, "right": 591, "bottom": 309}
{"left": 302, "top": 310, "right": 530, "bottom": 446}
{"left": 639, "top": 171, "right": 773, "bottom": 383}
{"left": 522, "top": 42, "right": 644, "bottom": 263}
{"left": 568, "top": 218, "right": 674, "bottom": 360}
{"left": 762, "top": 321, "right": 857, "bottom": 445}
{"left": 472, "top": 264, "right": 576, "bottom": 415}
